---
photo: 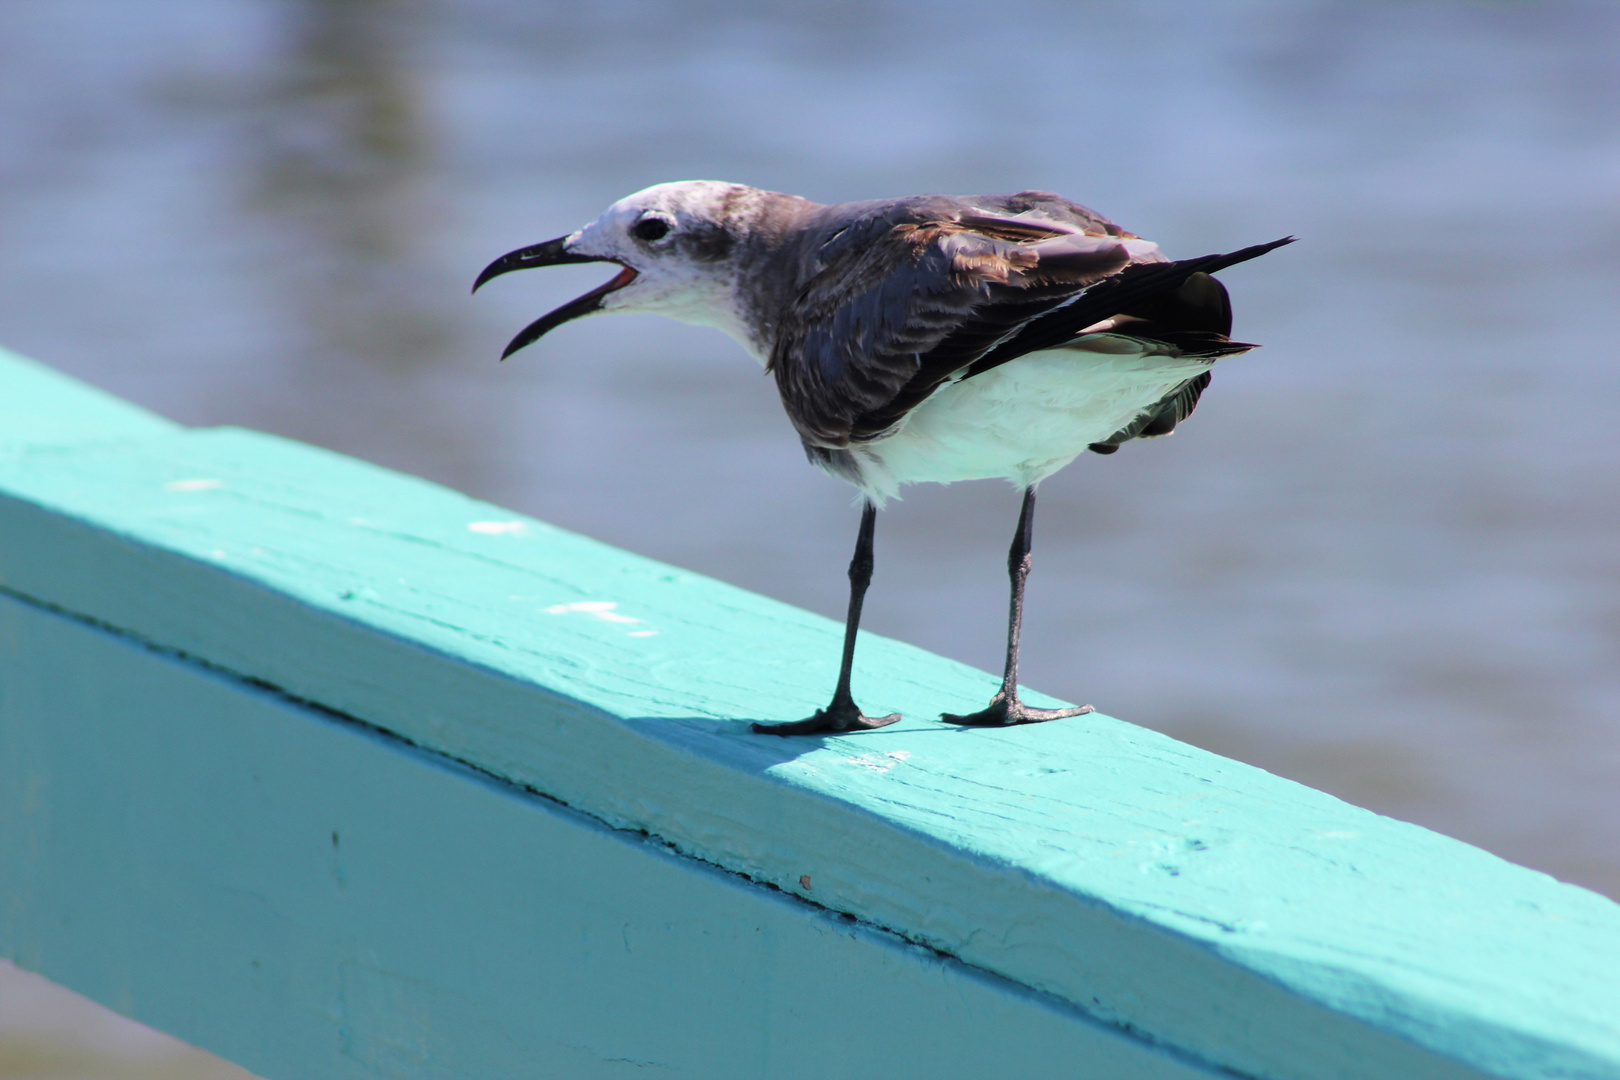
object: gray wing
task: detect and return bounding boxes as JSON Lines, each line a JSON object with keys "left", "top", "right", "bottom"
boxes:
{"left": 965, "top": 189, "right": 1126, "bottom": 234}
{"left": 769, "top": 193, "right": 1140, "bottom": 448}
{"left": 769, "top": 193, "right": 1291, "bottom": 450}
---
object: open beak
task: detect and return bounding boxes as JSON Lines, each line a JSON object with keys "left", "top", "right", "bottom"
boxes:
{"left": 472, "top": 236, "right": 639, "bottom": 360}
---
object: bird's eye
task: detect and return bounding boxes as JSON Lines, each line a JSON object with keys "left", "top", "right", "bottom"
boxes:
{"left": 632, "top": 217, "right": 671, "bottom": 242}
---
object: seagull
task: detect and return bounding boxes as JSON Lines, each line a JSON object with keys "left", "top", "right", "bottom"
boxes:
{"left": 474, "top": 182, "right": 1290, "bottom": 735}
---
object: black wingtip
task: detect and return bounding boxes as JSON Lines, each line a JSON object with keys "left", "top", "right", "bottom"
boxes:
{"left": 964, "top": 232, "right": 1297, "bottom": 371}
{"left": 1188, "top": 236, "right": 1297, "bottom": 279}
{"left": 1229, "top": 235, "right": 1296, "bottom": 262}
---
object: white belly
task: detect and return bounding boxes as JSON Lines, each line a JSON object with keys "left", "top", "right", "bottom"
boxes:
{"left": 850, "top": 339, "right": 1212, "bottom": 502}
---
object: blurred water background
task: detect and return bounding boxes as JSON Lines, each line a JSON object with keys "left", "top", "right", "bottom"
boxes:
{"left": 1, "top": 1, "right": 1617, "bottom": 1073}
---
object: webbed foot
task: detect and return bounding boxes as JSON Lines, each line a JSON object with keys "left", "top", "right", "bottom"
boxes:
{"left": 941, "top": 694, "right": 1093, "bottom": 727}
{"left": 752, "top": 701, "right": 901, "bottom": 736}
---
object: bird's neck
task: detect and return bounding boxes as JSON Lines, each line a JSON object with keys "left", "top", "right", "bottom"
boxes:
{"left": 674, "top": 295, "right": 774, "bottom": 366}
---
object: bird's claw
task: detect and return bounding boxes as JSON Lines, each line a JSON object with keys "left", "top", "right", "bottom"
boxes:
{"left": 941, "top": 694, "right": 1094, "bottom": 727}
{"left": 752, "top": 702, "right": 901, "bottom": 736}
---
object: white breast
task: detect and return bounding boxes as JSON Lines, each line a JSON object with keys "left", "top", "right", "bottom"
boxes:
{"left": 849, "top": 337, "right": 1214, "bottom": 502}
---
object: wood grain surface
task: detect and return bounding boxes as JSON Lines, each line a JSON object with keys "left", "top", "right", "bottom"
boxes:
{"left": 3, "top": 346, "right": 1618, "bottom": 1079}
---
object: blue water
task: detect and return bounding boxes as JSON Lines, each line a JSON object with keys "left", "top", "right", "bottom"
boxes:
{"left": 2, "top": 0, "right": 1617, "bottom": 899}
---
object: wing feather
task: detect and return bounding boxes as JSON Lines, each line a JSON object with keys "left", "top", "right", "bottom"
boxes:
{"left": 768, "top": 194, "right": 1290, "bottom": 450}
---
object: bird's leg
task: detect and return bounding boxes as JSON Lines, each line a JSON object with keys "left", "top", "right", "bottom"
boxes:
{"left": 753, "top": 501, "right": 901, "bottom": 735}
{"left": 942, "top": 487, "right": 1095, "bottom": 727}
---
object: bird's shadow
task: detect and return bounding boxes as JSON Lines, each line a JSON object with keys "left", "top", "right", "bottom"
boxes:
{"left": 620, "top": 712, "right": 1002, "bottom": 773}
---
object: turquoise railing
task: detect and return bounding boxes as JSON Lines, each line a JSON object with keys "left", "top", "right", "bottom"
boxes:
{"left": 2, "top": 345, "right": 1617, "bottom": 1080}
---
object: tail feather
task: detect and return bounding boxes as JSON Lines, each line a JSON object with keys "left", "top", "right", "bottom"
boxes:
{"left": 966, "top": 237, "right": 1293, "bottom": 378}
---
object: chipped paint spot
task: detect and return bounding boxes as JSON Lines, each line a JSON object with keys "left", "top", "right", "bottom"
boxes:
{"left": 844, "top": 751, "right": 909, "bottom": 774}
{"left": 545, "top": 600, "right": 637, "bottom": 623}
{"left": 799, "top": 874, "right": 812, "bottom": 890}
{"left": 543, "top": 601, "right": 656, "bottom": 637}
{"left": 467, "top": 520, "right": 528, "bottom": 535}
{"left": 165, "top": 478, "right": 222, "bottom": 492}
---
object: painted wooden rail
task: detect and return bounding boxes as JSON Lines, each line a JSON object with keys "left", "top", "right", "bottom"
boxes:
{"left": 1, "top": 344, "right": 1617, "bottom": 1080}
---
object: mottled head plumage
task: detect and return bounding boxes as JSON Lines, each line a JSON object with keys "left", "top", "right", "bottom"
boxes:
{"left": 473, "top": 181, "right": 819, "bottom": 358}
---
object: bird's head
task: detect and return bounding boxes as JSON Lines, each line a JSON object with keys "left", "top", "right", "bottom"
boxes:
{"left": 474, "top": 180, "right": 783, "bottom": 360}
